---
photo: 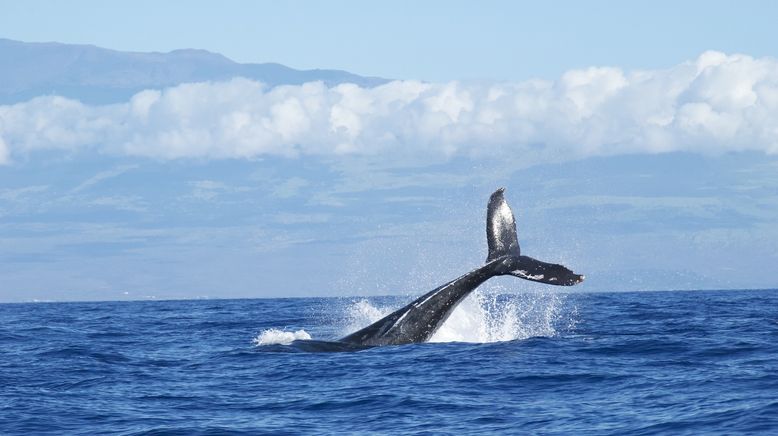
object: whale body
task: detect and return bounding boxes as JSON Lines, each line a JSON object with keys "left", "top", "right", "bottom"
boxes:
{"left": 339, "top": 188, "right": 584, "bottom": 346}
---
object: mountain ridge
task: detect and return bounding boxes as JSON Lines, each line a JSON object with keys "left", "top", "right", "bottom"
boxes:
{"left": 0, "top": 38, "right": 388, "bottom": 104}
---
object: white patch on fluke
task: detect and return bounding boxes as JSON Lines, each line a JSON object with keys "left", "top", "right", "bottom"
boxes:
{"left": 513, "top": 270, "right": 544, "bottom": 280}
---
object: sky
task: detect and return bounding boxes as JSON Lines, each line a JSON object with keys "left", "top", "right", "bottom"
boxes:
{"left": 2, "top": 1, "right": 778, "bottom": 302}
{"left": 2, "top": 1, "right": 778, "bottom": 81}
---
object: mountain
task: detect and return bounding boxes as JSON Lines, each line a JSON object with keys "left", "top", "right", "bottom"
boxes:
{"left": 0, "top": 38, "right": 388, "bottom": 104}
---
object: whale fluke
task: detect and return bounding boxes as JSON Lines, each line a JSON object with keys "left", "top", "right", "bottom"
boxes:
{"left": 339, "top": 188, "right": 584, "bottom": 346}
{"left": 486, "top": 187, "right": 521, "bottom": 262}
{"left": 509, "top": 256, "right": 584, "bottom": 286}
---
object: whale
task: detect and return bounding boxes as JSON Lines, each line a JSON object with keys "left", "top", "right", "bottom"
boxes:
{"left": 339, "top": 188, "right": 584, "bottom": 346}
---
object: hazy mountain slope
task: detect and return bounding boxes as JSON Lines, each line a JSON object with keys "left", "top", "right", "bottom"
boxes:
{"left": 0, "top": 38, "right": 388, "bottom": 104}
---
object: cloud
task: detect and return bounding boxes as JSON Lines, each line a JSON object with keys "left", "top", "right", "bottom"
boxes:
{"left": 273, "top": 212, "right": 331, "bottom": 225}
{"left": 0, "top": 185, "right": 49, "bottom": 201}
{"left": 272, "top": 177, "right": 309, "bottom": 198}
{"left": 0, "top": 136, "right": 9, "bottom": 164}
{"left": 186, "top": 179, "right": 254, "bottom": 201}
{"left": 71, "top": 165, "right": 138, "bottom": 193}
{"left": 0, "top": 185, "right": 50, "bottom": 218}
{"left": 88, "top": 195, "right": 148, "bottom": 213}
{"left": 2, "top": 51, "right": 778, "bottom": 165}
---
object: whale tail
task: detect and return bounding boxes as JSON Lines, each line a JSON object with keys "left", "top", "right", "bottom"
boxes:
{"left": 486, "top": 188, "right": 521, "bottom": 262}
{"left": 486, "top": 188, "right": 584, "bottom": 286}
{"left": 338, "top": 187, "right": 583, "bottom": 346}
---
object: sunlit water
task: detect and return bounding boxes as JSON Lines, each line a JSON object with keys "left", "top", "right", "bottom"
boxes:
{"left": 2, "top": 290, "right": 777, "bottom": 434}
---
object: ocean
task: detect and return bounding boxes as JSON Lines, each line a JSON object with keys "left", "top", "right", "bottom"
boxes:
{"left": 1, "top": 289, "right": 777, "bottom": 435}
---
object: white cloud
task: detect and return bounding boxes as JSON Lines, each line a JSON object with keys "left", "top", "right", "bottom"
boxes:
{"left": 0, "top": 185, "right": 49, "bottom": 201}
{"left": 0, "top": 136, "right": 9, "bottom": 164}
{"left": 2, "top": 51, "right": 778, "bottom": 165}
{"left": 71, "top": 165, "right": 138, "bottom": 193}
{"left": 88, "top": 195, "right": 148, "bottom": 213}
{"left": 186, "top": 180, "right": 253, "bottom": 201}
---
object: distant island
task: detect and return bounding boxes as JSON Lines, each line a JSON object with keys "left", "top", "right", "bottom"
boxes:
{"left": 0, "top": 38, "right": 388, "bottom": 104}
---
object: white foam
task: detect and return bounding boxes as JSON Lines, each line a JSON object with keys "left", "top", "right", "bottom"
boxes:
{"left": 340, "top": 291, "right": 571, "bottom": 344}
{"left": 253, "top": 328, "right": 311, "bottom": 346}
{"left": 342, "top": 298, "right": 394, "bottom": 334}
{"left": 430, "top": 290, "right": 566, "bottom": 343}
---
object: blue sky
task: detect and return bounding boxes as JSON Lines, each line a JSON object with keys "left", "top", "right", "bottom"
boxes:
{"left": 2, "top": 2, "right": 778, "bottom": 302}
{"left": 2, "top": 1, "right": 778, "bottom": 81}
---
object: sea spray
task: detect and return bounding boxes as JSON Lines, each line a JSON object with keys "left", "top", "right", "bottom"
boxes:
{"left": 431, "top": 290, "right": 569, "bottom": 342}
{"left": 338, "top": 290, "right": 575, "bottom": 344}
{"left": 342, "top": 298, "right": 394, "bottom": 335}
{"left": 253, "top": 328, "right": 311, "bottom": 345}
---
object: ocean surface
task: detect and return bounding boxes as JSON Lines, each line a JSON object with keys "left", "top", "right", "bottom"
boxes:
{"left": 1, "top": 289, "right": 777, "bottom": 435}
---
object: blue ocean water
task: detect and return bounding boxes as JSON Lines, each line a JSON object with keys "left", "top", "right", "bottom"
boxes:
{"left": 1, "top": 289, "right": 777, "bottom": 435}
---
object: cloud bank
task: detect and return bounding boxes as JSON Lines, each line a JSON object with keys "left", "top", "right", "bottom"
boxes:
{"left": 2, "top": 51, "right": 778, "bottom": 165}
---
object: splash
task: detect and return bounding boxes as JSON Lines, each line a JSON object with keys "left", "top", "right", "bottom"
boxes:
{"left": 253, "top": 328, "right": 311, "bottom": 346}
{"left": 430, "top": 291, "right": 568, "bottom": 343}
{"left": 341, "top": 298, "right": 394, "bottom": 335}
{"left": 340, "top": 291, "right": 573, "bottom": 344}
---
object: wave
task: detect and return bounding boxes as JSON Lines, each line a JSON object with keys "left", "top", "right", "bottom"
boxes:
{"left": 253, "top": 328, "right": 311, "bottom": 346}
